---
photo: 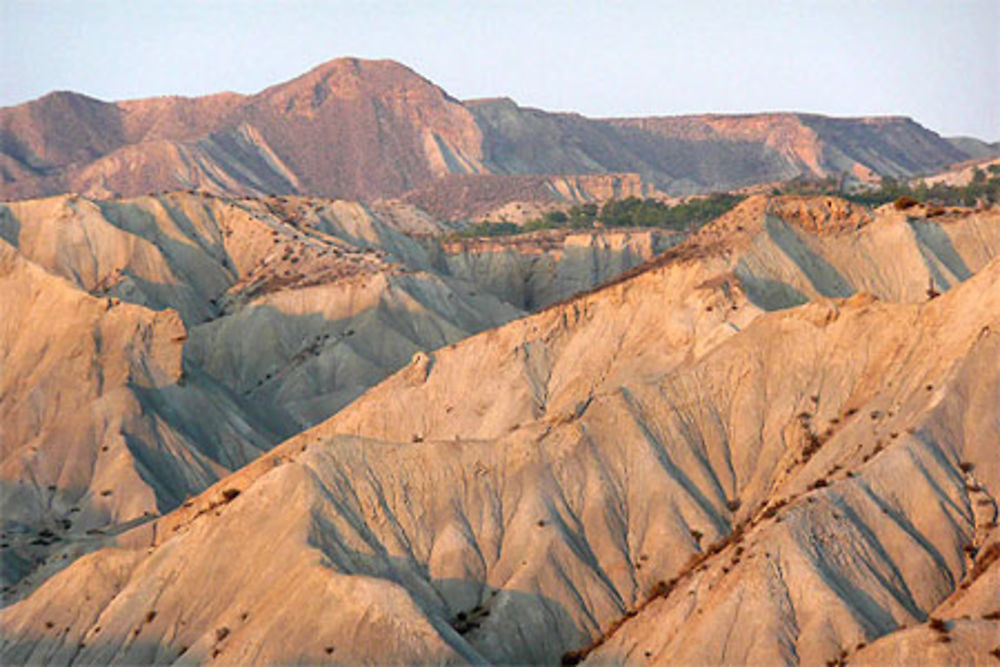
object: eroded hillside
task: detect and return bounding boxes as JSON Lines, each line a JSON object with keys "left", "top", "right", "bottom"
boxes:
{"left": 0, "top": 191, "right": 679, "bottom": 598}
{"left": 2, "top": 197, "right": 997, "bottom": 665}
{"left": 3, "top": 58, "right": 992, "bottom": 204}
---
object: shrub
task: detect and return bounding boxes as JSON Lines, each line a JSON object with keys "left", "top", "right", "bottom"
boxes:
{"left": 969, "top": 543, "right": 1000, "bottom": 582}
{"left": 893, "top": 196, "right": 919, "bottom": 210}
{"left": 648, "top": 579, "right": 675, "bottom": 599}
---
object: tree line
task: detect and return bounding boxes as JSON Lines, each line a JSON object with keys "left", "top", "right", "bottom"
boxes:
{"left": 450, "top": 193, "right": 746, "bottom": 239}
{"left": 777, "top": 164, "right": 1000, "bottom": 208}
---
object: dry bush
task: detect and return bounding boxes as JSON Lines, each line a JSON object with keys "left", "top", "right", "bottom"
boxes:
{"left": 928, "top": 617, "right": 948, "bottom": 633}
{"left": 969, "top": 543, "right": 1000, "bottom": 582}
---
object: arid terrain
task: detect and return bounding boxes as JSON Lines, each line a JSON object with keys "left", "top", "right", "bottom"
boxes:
{"left": 1, "top": 57, "right": 999, "bottom": 666}
{"left": 1, "top": 58, "right": 987, "bottom": 209}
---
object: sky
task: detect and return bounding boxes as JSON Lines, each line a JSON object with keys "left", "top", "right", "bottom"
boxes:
{"left": 1, "top": 0, "right": 997, "bottom": 139}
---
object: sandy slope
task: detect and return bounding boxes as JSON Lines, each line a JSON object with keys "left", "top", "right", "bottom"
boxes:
{"left": 2, "top": 197, "right": 997, "bottom": 664}
{"left": 0, "top": 191, "right": 684, "bottom": 602}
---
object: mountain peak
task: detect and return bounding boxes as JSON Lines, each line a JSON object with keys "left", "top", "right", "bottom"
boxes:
{"left": 257, "top": 56, "right": 436, "bottom": 100}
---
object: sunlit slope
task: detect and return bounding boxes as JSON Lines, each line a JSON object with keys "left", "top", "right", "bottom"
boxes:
{"left": 1, "top": 190, "right": 694, "bottom": 602}
{"left": 3, "top": 199, "right": 996, "bottom": 664}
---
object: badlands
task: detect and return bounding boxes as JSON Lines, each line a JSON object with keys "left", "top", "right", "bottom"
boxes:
{"left": 2, "top": 191, "right": 999, "bottom": 665}
{"left": 1, "top": 56, "right": 999, "bottom": 666}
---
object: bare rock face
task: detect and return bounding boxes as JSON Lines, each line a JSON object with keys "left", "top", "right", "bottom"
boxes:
{"left": 2, "top": 196, "right": 997, "bottom": 665}
{"left": 441, "top": 228, "right": 681, "bottom": 311}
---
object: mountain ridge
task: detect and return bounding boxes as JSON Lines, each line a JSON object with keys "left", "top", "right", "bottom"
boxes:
{"left": 3, "top": 57, "right": 994, "bottom": 205}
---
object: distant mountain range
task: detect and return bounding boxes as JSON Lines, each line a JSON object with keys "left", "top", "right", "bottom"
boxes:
{"left": 2, "top": 58, "right": 995, "bottom": 206}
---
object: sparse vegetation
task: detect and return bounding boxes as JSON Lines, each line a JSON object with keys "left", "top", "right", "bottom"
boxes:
{"left": 775, "top": 168, "right": 1000, "bottom": 207}
{"left": 449, "top": 193, "right": 746, "bottom": 239}
{"left": 928, "top": 617, "right": 948, "bottom": 633}
{"left": 968, "top": 543, "right": 1000, "bottom": 583}
{"left": 926, "top": 277, "right": 941, "bottom": 300}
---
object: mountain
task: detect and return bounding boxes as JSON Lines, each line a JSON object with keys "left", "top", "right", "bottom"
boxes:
{"left": 947, "top": 137, "right": 1000, "bottom": 160}
{"left": 1, "top": 58, "right": 988, "bottom": 206}
{"left": 0, "top": 59, "right": 487, "bottom": 202}
{"left": 2, "top": 195, "right": 997, "bottom": 664}
{"left": 607, "top": 113, "right": 973, "bottom": 183}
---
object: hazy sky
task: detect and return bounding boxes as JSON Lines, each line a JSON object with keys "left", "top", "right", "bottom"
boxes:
{"left": 2, "top": 0, "right": 997, "bottom": 139}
